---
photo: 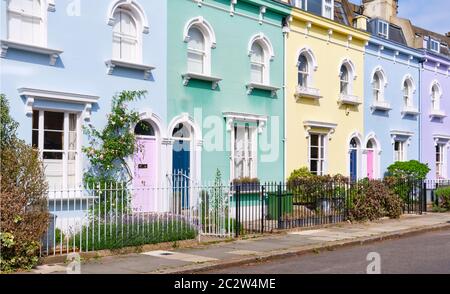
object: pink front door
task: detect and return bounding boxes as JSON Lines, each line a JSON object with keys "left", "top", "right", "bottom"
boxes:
{"left": 132, "top": 137, "right": 157, "bottom": 212}
{"left": 367, "top": 150, "right": 374, "bottom": 179}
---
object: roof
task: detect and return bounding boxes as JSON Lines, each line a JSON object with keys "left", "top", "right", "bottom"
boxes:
{"left": 412, "top": 25, "right": 450, "bottom": 56}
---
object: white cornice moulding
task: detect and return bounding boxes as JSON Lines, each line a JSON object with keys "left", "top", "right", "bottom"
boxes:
{"left": 303, "top": 121, "right": 338, "bottom": 139}
{"left": 390, "top": 130, "right": 414, "bottom": 145}
{"left": 105, "top": 59, "right": 155, "bottom": 80}
{"left": 1, "top": 40, "right": 63, "bottom": 65}
{"left": 223, "top": 111, "right": 268, "bottom": 134}
{"left": 18, "top": 88, "right": 100, "bottom": 122}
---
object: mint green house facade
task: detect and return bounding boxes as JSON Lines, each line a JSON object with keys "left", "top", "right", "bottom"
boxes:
{"left": 167, "top": 0, "right": 290, "bottom": 183}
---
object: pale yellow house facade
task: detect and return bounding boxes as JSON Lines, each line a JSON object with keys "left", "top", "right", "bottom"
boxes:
{"left": 281, "top": 1, "right": 370, "bottom": 178}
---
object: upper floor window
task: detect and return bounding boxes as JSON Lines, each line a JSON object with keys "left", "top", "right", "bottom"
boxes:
{"left": 431, "top": 83, "right": 442, "bottom": 111}
{"left": 403, "top": 79, "right": 413, "bottom": 108}
{"left": 323, "top": 0, "right": 334, "bottom": 20}
{"left": 113, "top": 9, "right": 138, "bottom": 62}
{"left": 298, "top": 54, "right": 309, "bottom": 88}
{"left": 430, "top": 38, "right": 440, "bottom": 53}
{"left": 183, "top": 17, "right": 216, "bottom": 76}
{"left": 7, "top": 0, "right": 47, "bottom": 46}
{"left": 292, "top": 0, "right": 306, "bottom": 9}
{"left": 248, "top": 34, "right": 274, "bottom": 85}
{"left": 340, "top": 65, "right": 349, "bottom": 95}
{"left": 372, "top": 70, "right": 387, "bottom": 103}
{"left": 108, "top": 1, "right": 149, "bottom": 64}
{"left": 377, "top": 20, "right": 389, "bottom": 39}
{"left": 187, "top": 27, "right": 206, "bottom": 74}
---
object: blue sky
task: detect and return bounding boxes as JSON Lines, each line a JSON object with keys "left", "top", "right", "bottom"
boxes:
{"left": 396, "top": 0, "right": 450, "bottom": 35}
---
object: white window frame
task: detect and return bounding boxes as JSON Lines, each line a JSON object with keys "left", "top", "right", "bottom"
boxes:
{"left": 403, "top": 80, "right": 412, "bottom": 107}
{"left": 431, "top": 83, "right": 442, "bottom": 111}
{"left": 435, "top": 143, "right": 446, "bottom": 178}
{"left": 248, "top": 34, "right": 274, "bottom": 86}
{"left": 430, "top": 38, "right": 440, "bottom": 53}
{"left": 322, "top": 0, "right": 334, "bottom": 20}
{"left": 394, "top": 140, "right": 406, "bottom": 162}
{"left": 187, "top": 26, "right": 207, "bottom": 75}
{"left": 32, "top": 109, "right": 82, "bottom": 189}
{"left": 250, "top": 42, "right": 266, "bottom": 84}
{"left": 340, "top": 65, "right": 349, "bottom": 95}
{"left": 112, "top": 8, "right": 140, "bottom": 63}
{"left": 298, "top": 53, "right": 309, "bottom": 88}
{"left": 6, "top": 0, "right": 54, "bottom": 47}
{"left": 378, "top": 20, "right": 389, "bottom": 39}
{"left": 232, "top": 124, "right": 257, "bottom": 180}
{"left": 308, "top": 133, "right": 327, "bottom": 176}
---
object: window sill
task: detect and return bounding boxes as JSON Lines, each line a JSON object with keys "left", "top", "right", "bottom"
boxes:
{"left": 338, "top": 94, "right": 361, "bottom": 106}
{"left": 295, "top": 86, "right": 322, "bottom": 101}
{"left": 182, "top": 72, "right": 222, "bottom": 90}
{"left": 106, "top": 59, "right": 155, "bottom": 80}
{"left": 1, "top": 39, "right": 63, "bottom": 65}
{"left": 246, "top": 82, "right": 280, "bottom": 97}
{"left": 370, "top": 101, "right": 392, "bottom": 112}
{"left": 401, "top": 107, "right": 420, "bottom": 117}
{"left": 429, "top": 110, "right": 447, "bottom": 120}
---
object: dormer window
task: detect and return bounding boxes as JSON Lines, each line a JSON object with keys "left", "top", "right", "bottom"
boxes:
{"left": 292, "top": 0, "right": 306, "bottom": 9}
{"left": 377, "top": 20, "right": 389, "bottom": 39}
{"left": 323, "top": 0, "right": 334, "bottom": 20}
{"left": 430, "top": 38, "right": 440, "bottom": 53}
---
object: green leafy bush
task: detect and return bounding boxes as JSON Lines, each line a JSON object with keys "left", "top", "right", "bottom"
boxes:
{"left": 72, "top": 219, "right": 197, "bottom": 251}
{"left": 387, "top": 160, "right": 430, "bottom": 180}
{"left": 348, "top": 180, "right": 403, "bottom": 221}
{"left": 0, "top": 95, "right": 49, "bottom": 272}
{"left": 435, "top": 186, "right": 450, "bottom": 211}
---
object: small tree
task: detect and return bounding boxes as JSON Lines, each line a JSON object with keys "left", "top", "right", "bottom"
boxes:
{"left": 0, "top": 94, "right": 49, "bottom": 272}
{"left": 387, "top": 160, "right": 430, "bottom": 180}
{"left": 83, "top": 90, "right": 147, "bottom": 183}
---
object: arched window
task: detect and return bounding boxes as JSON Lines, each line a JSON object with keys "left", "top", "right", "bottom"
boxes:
{"left": 250, "top": 42, "right": 265, "bottom": 84}
{"left": 113, "top": 9, "right": 138, "bottom": 62}
{"left": 373, "top": 72, "right": 382, "bottom": 102}
{"left": 134, "top": 121, "right": 155, "bottom": 136}
{"left": 172, "top": 123, "right": 191, "bottom": 140}
{"left": 7, "top": 0, "right": 46, "bottom": 46}
{"left": 340, "top": 65, "right": 349, "bottom": 95}
{"left": 403, "top": 80, "right": 412, "bottom": 107}
{"left": 366, "top": 140, "right": 374, "bottom": 149}
{"left": 431, "top": 84, "right": 441, "bottom": 111}
{"left": 298, "top": 54, "right": 309, "bottom": 88}
{"left": 187, "top": 27, "right": 206, "bottom": 74}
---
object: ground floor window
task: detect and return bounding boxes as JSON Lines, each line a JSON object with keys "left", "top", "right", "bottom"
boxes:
{"left": 394, "top": 141, "right": 406, "bottom": 162}
{"left": 32, "top": 110, "right": 80, "bottom": 188}
{"left": 233, "top": 125, "right": 257, "bottom": 179}
{"left": 309, "top": 133, "right": 326, "bottom": 175}
{"left": 436, "top": 144, "right": 446, "bottom": 178}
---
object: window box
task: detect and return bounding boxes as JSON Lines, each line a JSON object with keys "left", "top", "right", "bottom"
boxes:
{"left": 105, "top": 59, "right": 155, "bottom": 80}
{"left": 370, "top": 100, "right": 391, "bottom": 112}
{"left": 401, "top": 106, "right": 420, "bottom": 117}
{"left": 1, "top": 39, "right": 63, "bottom": 65}
{"left": 182, "top": 72, "right": 222, "bottom": 90}
{"left": 429, "top": 109, "right": 447, "bottom": 119}
{"left": 338, "top": 94, "right": 361, "bottom": 106}
{"left": 246, "top": 82, "right": 280, "bottom": 97}
{"left": 295, "top": 86, "right": 322, "bottom": 101}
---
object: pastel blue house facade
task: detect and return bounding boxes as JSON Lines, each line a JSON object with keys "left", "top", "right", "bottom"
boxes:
{"left": 0, "top": 0, "right": 168, "bottom": 189}
{"left": 363, "top": 19, "right": 422, "bottom": 179}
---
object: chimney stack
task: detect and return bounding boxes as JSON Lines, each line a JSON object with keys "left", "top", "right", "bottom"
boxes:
{"left": 362, "top": 0, "right": 399, "bottom": 22}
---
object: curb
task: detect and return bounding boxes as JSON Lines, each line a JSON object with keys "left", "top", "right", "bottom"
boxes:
{"left": 154, "top": 222, "right": 450, "bottom": 274}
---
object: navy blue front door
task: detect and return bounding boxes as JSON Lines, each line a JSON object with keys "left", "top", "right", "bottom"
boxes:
{"left": 350, "top": 149, "right": 357, "bottom": 182}
{"left": 172, "top": 140, "right": 190, "bottom": 208}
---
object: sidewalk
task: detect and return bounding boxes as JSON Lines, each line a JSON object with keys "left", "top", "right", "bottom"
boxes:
{"left": 33, "top": 213, "right": 450, "bottom": 274}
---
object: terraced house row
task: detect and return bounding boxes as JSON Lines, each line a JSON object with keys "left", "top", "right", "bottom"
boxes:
{"left": 1, "top": 0, "right": 449, "bottom": 190}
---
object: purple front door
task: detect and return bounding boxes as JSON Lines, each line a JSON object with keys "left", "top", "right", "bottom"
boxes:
{"left": 132, "top": 137, "right": 157, "bottom": 212}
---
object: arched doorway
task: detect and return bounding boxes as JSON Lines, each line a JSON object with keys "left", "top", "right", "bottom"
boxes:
{"left": 132, "top": 120, "right": 157, "bottom": 212}
{"left": 366, "top": 139, "right": 376, "bottom": 179}
{"left": 349, "top": 138, "right": 359, "bottom": 182}
{"left": 171, "top": 122, "right": 193, "bottom": 209}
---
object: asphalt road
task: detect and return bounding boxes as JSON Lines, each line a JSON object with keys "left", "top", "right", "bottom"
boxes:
{"left": 205, "top": 229, "right": 450, "bottom": 274}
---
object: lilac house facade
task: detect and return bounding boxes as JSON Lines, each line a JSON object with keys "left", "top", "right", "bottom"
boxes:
{"left": 420, "top": 50, "right": 450, "bottom": 180}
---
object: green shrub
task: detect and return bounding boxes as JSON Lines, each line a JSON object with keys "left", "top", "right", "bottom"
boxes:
{"left": 386, "top": 160, "right": 430, "bottom": 180}
{"left": 348, "top": 180, "right": 403, "bottom": 221}
{"left": 435, "top": 187, "right": 450, "bottom": 211}
{"left": 72, "top": 219, "right": 197, "bottom": 251}
{"left": 0, "top": 95, "right": 49, "bottom": 272}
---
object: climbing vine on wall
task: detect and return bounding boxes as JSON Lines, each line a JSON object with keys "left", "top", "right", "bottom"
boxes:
{"left": 83, "top": 90, "right": 147, "bottom": 183}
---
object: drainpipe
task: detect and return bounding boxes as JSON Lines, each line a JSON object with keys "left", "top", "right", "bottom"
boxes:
{"left": 418, "top": 57, "right": 424, "bottom": 164}
{"left": 282, "top": 20, "right": 289, "bottom": 182}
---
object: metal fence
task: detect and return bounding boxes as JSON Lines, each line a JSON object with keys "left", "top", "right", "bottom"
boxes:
{"left": 42, "top": 177, "right": 430, "bottom": 256}
{"left": 424, "top": 179, "right": 450, "bottom": 208}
